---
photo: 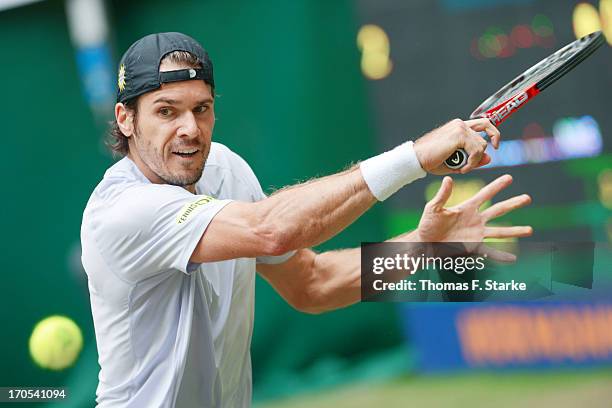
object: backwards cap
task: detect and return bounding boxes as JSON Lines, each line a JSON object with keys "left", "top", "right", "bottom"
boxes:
{"left": 116, "top": 32, "right": 214, "bottom": 103}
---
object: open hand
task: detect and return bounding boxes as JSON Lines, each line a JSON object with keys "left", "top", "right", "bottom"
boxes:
{"left": 417, "top": 174, "right": 532, "bottom": 243}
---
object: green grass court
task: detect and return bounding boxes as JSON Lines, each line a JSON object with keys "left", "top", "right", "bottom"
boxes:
{"left": 259, "top": 370, "right": 612, "bottom": 408}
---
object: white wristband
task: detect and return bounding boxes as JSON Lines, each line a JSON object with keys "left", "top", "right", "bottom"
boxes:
{"left": 360, "top": 141, "right": 426, "bottom": 201}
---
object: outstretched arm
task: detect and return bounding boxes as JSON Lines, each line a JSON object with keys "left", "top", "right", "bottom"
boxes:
{"left": 193, "top": 165, "right": 378, "bottom": 262}
{"left": 257, "top": 230, "right": 421, "bottom": 314}
{"left": 258, "top": 174, "right": 532, "bottom": 314}
{"left": 192, "top": 118, "right": 499, "bottom": 263}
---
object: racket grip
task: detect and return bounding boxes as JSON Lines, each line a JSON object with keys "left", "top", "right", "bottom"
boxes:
{"left": 444, "top": 131, "right": 488, "bottom": 169}
{"left": 444, "top": 149, "right": 468, "bottom": 169}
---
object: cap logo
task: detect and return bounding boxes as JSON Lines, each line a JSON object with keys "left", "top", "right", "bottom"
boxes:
{"left": 189, "top": 69, "right": 196, "bottom": 79}
{"left": 118, "top": 64, "right": 127, "bottom": 92}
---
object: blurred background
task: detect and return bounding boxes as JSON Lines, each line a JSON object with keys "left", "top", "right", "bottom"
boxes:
{"left": 1, "top": 0, "right": 610, "bottom": 407}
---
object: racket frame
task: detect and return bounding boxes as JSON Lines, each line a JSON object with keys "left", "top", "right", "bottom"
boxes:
{"left": 444, "top": 31, "right": 605, "bottom": 169}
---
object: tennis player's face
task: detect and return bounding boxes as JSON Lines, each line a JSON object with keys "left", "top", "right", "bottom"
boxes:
{"left": 128, "top": 61, "right": 214, "bottom": 192}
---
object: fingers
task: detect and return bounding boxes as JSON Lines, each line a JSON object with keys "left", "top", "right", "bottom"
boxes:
{"left": 484, "top": 225, "right": 533, "bottom": 239}
{"left": 475, "top": 152, "right": 491, "bottom": 168}
{"left": 482, "top": 194, "right": 532, "bottom": 220}
{"left": 468, "top": 174, "right": 513, "bottom": 206}
{"left": 474, "top": 243, "right": 517, "bottom": 263}
{"left": 462, "top": 146, "right": 484, "bottom": 174}
{"left": 459, "top": 129, "right": 488, "bottom": 174}
{"left": 427, "top": 176, "right": 453, "bottom": 210}
{"left": 465, "top": 118, "right": 501, "bottom": 149}
{"left": 484, "top": 247, "right": 517, "bottom": 263}
{"left": 417, "top": 118, "right": 499, "bottom": 174}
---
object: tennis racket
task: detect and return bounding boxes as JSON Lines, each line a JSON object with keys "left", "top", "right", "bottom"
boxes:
{"left": 445, "top": 31, "right": 605, "bottom": 170}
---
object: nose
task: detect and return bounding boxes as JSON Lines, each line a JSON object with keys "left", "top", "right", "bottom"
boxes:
{"left": 177, "top": 111, "right": 200, "bottom": 139}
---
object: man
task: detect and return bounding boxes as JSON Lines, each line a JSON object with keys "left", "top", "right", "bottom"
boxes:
{"left": 81, "top": 32, "right": 532, "bottom": 407}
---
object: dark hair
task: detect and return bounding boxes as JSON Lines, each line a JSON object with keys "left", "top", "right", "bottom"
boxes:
{"left": 106, "top": 50, "right": 211, "bottom": 157}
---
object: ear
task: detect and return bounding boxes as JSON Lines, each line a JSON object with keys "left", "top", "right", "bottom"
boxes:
{"left": 115, "top": 103, "right": 135, "bottom": 137}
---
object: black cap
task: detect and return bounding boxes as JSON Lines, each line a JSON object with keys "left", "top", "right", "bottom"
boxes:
{"left": 116, "top": 32, "right": 214, "bottom": 103}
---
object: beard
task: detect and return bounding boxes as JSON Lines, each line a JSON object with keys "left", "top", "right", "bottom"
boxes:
{"left": 132, "top": 126, "right": 208, "bottom": 189}
{"left": 158, "top": 160, "right": 206, "bottom": 187}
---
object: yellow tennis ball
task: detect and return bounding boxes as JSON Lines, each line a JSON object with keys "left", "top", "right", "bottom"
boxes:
{"left": 29, "top": 315, "right": 83, "bottom": 370}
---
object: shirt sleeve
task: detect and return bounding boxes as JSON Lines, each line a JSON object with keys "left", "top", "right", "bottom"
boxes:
{"left": 93, "top": 184, "right": 231, "bottom": 283}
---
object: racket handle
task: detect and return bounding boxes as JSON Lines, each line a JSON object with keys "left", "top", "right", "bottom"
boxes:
{"left": 444, "top": 149, "right": 468, "bottom": 169}
{"left": 444, "top": 131, "right": 488, "bottom": 170}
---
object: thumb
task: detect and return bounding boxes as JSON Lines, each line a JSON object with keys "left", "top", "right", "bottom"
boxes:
{"left": 428, "top": 176, "right": 453, "bottom": 210}
{"left": 475, "top": 152, "right": 491, "bottom": 168}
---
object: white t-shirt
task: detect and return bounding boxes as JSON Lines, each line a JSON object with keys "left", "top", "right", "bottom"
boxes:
{"left": 81, "top": 142, "right": 293, "bottom": 408}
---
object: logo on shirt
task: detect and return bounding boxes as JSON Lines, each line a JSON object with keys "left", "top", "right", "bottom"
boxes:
{"left": 176, "top": 196, "right": 215, "bottom": 224}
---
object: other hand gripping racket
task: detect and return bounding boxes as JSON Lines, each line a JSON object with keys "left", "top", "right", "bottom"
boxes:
{"left": 444, "top": 31, "right": 605, "bottom": 170}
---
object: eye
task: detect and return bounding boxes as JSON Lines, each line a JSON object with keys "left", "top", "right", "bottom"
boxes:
{"left": 159, "top": 107, "right": 173, "bottom": 117}
{"left": 194, "top": 104, "right": 209, "bottom": 114}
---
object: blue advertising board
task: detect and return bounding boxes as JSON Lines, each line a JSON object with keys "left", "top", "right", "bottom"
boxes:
{"left": 400, "top": 302, "right": 612, "bottom": 372}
